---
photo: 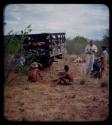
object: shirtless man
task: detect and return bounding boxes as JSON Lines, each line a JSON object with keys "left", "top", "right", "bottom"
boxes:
{"left": 52, "top": 65, "right": 73, "bottom": 86}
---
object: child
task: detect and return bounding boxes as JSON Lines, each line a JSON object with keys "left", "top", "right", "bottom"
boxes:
{"left": 52, "top": 65, "right": 73, "bottom": 85}
{"left": 102, "top": 46, "right": 108, "bottom": 61}
{"left": 91, "top": 51, "right": 107, "bottom": 79}
{"left": 28, "top": 62, "right": 42, "bottom": 82}
{"left": 99, "top": 46, "right": 108, "bottom": 78}
{"left": 91, "top": 57, "right": 101, "bottom": 79}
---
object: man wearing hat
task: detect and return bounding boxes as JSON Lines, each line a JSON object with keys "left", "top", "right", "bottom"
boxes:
{"left": 85, "top": 40, "right": 98, "bottom": 75}
{"left": 28, "top": 62, "right": 42, "bottom": 82}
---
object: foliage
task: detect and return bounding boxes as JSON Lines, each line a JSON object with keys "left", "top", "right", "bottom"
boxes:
{"left": 5, "top": 25, "right": 32, "bottom": 55}
{"left": 4, "top": 25, "right": 32, "bottom": 76}
{"left": 65, "top": 36, "right": 88, "bottom": 54}
{"left": 65, "top": 34, "right": 109, "bottom": 55}
{"left": 25, "top": 52, "right": 39, "bottom": 64}
{"left": 15, "top": 63, "right": 30, "bottom": 75}
{"left": 15, "top": 63, "right": 23, "bottom": 72}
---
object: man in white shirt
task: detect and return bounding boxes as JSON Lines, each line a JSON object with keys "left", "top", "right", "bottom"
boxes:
{"left": 85, "top": 40, "right": 98, "bottom": 75}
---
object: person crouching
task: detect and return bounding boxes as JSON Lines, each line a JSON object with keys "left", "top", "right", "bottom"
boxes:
{"left": 28, "top": 62, "right": 42, "bottom": 82}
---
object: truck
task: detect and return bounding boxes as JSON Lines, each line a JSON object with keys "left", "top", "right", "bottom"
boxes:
{"left": 23, "top": 33, "right": 66, "bottom": 67}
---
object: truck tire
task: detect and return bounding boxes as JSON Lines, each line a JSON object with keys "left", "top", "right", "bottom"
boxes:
{"left": 39, "top": 56, "right": 53, "bottom": 67}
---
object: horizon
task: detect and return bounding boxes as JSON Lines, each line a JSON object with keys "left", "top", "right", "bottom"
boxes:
{"left": 4, "top": 32, "right": 107, "bottom": 41}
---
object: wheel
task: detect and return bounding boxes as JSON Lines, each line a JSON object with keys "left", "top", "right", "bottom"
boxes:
{"left": 39, "top": 56, "right": 53, "bottom": 67}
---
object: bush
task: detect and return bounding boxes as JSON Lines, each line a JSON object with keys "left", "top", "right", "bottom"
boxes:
{"left": 5, "top": 25, "right": 32, "bottom": 55}
{"left": 65, "top": 36, "right": 88, "bottom": 54}
{"left": 65, "top": 35, "right": 109, "bottom": 55}
{"left": 4, "top": 25, "right": 32, "bottom": 78}
{"left": 25, "top": 52, "right": 39, "bottom": 65}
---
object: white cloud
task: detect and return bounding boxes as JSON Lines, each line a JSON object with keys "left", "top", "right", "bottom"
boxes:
{"left": 4, "top": 4, "right": 109, "bottom": 40}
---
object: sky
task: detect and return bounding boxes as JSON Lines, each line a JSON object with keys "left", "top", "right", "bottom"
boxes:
{"left": 4, "top": 4, "right": 109, "bottom": 40}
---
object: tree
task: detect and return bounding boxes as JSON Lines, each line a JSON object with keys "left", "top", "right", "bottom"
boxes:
{"left": 65, "top": 36, "right": 88, "bottom": 54}
{"left": 5, "top": 25, "right": 32, "bottom": 54}
{"left": 4, "top": 25, "right": 32, "bottom": 79}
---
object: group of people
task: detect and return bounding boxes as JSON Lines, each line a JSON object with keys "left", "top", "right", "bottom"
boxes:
{"left": 85, "top": 40, "right": 108, "bottom": 79}
{"left": 27, "top": 40, "right": 109, "bottom": 84}
{"left": 28, "top": 62, "right": 73, "bottom": 85}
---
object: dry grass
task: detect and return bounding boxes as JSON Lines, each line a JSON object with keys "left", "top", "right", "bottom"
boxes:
{"left": 4, "top": 54, "right": 109, "bottom": 121}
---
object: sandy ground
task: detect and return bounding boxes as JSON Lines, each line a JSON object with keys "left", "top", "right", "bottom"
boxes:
{"left": 4, "top": 55, "right": 109, "bottom": 121}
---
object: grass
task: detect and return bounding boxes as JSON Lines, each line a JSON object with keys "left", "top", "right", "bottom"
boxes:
{"left": 4, "top": 54, "right": 109, "bottom": 121}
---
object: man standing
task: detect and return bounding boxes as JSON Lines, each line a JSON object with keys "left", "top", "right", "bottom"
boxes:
{"left": 100, "top": 46, "right": 109, "bottom": 78}
{"left": 85, "top": 40, "right": 98, "bottom": 75}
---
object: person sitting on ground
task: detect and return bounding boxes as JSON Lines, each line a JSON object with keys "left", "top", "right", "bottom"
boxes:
{"left": 53, "top": 65, "right": 73, "bottom": 85}
{"left": 28, "top": 62, "right": 42, "bottom": 82}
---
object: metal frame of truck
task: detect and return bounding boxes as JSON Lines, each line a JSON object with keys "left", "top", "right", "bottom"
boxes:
{"left": 23, "top": 33, "right": 66, "bottom": 67}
